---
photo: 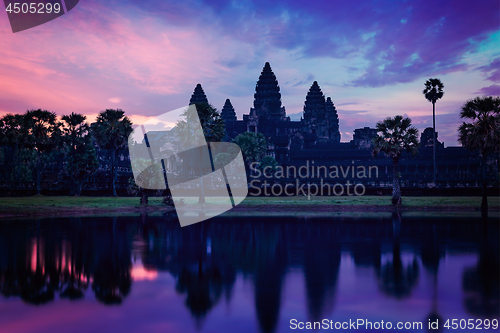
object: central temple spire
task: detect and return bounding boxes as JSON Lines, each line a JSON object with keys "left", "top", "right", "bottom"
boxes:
{"left": 253, "top": 62, "right": 284, "bottom": 119}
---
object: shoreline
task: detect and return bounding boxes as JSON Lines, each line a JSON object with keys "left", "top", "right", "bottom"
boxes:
{"left": 0, "top": 195, "right": 498, "bottom": 219}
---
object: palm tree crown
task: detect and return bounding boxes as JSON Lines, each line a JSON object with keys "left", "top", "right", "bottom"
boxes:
{"left": 423, "top": 78, "right": 444, "bottom": 104}
{"left": 458, "top": 96, "right": 500, "bottom": 155}
{"left": 373, "top": 115, "right": 419, "bottom": 160}
{"left": 91, "top": 109, "right": 132, "bottom": 151}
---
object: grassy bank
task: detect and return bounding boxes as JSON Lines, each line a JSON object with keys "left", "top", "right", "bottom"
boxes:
{"left": 0, "top": 196, "right": 168, "bottom": 218}
{"left": 0, "top": 195, "right": 498, "bottom": 219}
{"left": 241, "top": 195, "right": 499, "bottom": 207}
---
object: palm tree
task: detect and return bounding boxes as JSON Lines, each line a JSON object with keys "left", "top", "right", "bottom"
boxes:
{"left": 175, "top": 102, "right": 225, "bottom": 203}
{"left": 0, "top": 114, "right": 25, "bottom": 184}
{"left": 458, "top": 96, "right": 500, "bottom": 216}
{"left": 91, "top": 109, "right": 133, "bottom": 196}
{"left": 61, "top": 113, "right": 98, "bottom": 195}
{"left": 232, "top": 132, "right": 267, "bottom": 175}
{"left": 195, "top": 102, "right": 225, "bottom": 143}
{"left": 373, "top": 115, "right": 419, "bottom": 205}
{"left": 423, "top": 78, "right": 444, "bottom": 184}
{"left": 23, "top": 109, "right": 60, "bottom": 195}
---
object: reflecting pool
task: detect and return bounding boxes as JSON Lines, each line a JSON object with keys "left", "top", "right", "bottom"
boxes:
{"left": 0, "top": 213, "right": 498, "bottom": 332}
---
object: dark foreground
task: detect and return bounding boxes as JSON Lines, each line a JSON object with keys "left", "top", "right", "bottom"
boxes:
{"left": 0, "top": 214, "right": 498, "bottom": 333}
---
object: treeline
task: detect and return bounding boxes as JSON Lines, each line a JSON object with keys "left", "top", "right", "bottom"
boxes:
{"left": 0, "top": 104, "right": 271, "bottom": 197}
{"left": 0, "top": 109, "right": 132, "bottom": 196}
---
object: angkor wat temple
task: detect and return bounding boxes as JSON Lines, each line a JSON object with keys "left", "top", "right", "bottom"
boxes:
{"left": 192, "top": 62, "right": 452, "bottom": 161}
{"left": 192, "top": 62, "right": 343, "bottom": 161}
{"left": 187, "top": 62, "right": 498, "bottom": 190}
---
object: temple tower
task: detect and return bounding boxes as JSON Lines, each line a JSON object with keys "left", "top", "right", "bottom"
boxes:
{"left": 252, "top": 62, "right": 286, "bottom": 123}
{"left": 302, "top": 81, "right": 330, "bottom": 139}
{"left": 325, "top": 97, "right": 340, "bottom": 143}
{"left": 189, "top": 83, "right": 209, "bottom": 105}
{"left": 221, "top": 99, "right": 237, "bottom": 123}
{"left": 303, "top": 81, "right": 327, "bottom": 122}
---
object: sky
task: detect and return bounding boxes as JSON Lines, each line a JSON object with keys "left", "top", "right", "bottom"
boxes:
{"left": 0, "top": 0, "right": 499, "bottom": 146}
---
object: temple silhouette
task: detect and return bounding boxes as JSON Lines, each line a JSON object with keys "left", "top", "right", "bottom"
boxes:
{"left": 186, "top": 62, "right": 497, "bottom": 190}
{"left": 192, "top": 62, "right": 453, "bottom": 160}
{"left": 195, "top": 62, "right": 343, "bottom": 161}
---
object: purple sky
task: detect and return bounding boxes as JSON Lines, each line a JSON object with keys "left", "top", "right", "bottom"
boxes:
{"left": 0, "top": 0, "right": 499, "bottom": 145}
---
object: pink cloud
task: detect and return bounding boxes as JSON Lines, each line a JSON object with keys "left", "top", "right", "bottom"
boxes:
{"left": 0, "top": 2, "right": 238, "bottom": 120}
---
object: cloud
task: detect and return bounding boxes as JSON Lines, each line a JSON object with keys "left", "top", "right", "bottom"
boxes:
{"left": 474, "top": 85, "right": 500, "bottom": 96}
{"left": 288, "top": 73, "right": 315, "bottom": 87}
{"left": 159, "top": 0, "right": 500, "bottom": 87}
{"left": 337, "top": 102, "right": 363, "bottom": 106}
{"left": 477, "top": 58, "right": 500, "bottom": 83}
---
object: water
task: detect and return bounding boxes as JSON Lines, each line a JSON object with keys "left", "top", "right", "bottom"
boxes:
{"left": 0, "top": 214, "right": 498, "bottom": 332}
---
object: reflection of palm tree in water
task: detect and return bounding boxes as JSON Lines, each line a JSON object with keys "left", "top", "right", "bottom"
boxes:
{"left": 176, "top": 222, "right": 224, "bottom": 328}
{"left": 462, "top": 217, "right": 499, "bottom": 317}
{"left": 0, "top": 218, "right": 135, "bottom": 305}
{"left": 60, "top": 251, "right": 88, "bottom": 300}
{"left": 141, "top": 222, "right": 231, "bottom": 329}
{"left": 92, "top": 218, "right": 132, "bottom": 304}
{"left": 20, "top": 219, "right": 55, "bottom": 304}
{"left": 176, "top": 259, "right": 224, "bottom": 327}
{"left": 377, "top": 213, "right": 419, "bottom": 299}
{"left": 421, "top": 225, "right": 444, "bottom": 332}
{"left": 56, "top": 217, "right": 88, "bottom": 300}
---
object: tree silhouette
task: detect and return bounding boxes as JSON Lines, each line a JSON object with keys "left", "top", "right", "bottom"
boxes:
{"left": 458, "top": 96, "right": 500, "bottom": 216}
{"left": 232, "top": 132, "right": 267, "bottom": 175}
{"left": 423, "top": 78, "right": 444, "bottom": 184}
{"left": 23, "top": 109, "right": 60, "bottom": 195}
{"left": 259, "top": 156, "right": 278, "bottom": 177}
{"left": 61, "top": 113, "right": 98, "bottom": 195}
{"left": 175, "top": 102, "right": 224, "bottom": 203}
{"left": 91, "top": 109, "right": 133, "bottom": 196}
{"left": 0, "top": 113, "right": 25, "bottom": 184}
{"left": 373, "top": 116, "right": 419, "bottom": 205}
{"left": 194, "top": 102, "right": 226, "bottom": 143}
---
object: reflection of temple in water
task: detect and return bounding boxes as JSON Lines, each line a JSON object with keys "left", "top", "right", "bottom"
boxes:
{"left": 0, "top": 216, "right": 498, "bottom": 332}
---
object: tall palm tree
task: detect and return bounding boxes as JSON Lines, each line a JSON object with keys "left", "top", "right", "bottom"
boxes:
{"left": 24, "top": 109, "right": 60, "bottom": 195}
{"left": 373, "top": 115, "right": 419, "bottom": 205}
{"left": 61, "top": 113, "right": 98, "bottom": 195}
{"left": 91, "top": 109, "right": 133, "bottom": 196}
{"left": 458, "top": 96, "right": 500, "bottom": 216}
{"left": 423, "top": 78, "right": 444, "bottom": 184}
